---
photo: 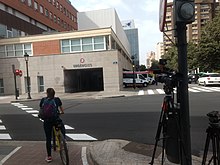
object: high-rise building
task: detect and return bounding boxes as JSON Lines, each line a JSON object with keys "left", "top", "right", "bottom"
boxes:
{"left": 156, "top": 42, "right": 164, "bottom": 61}
{"left": 121, "top": 20, "right": 139, "bottom": 66}
{"left": 0, "top": 0, "right": 78, "bottom": 38}
{"left": 163, "top": 0, "right": 220, "bottom": 52}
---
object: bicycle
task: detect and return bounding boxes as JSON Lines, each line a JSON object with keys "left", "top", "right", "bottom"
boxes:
{"left": 52, "top": 118, "right": 69, "bottom": 165}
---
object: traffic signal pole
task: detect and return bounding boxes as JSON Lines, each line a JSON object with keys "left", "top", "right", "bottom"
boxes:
{"left": 176, "top": 22, "right": 192, "bottom": 165}
{"left": 173, "top": 1, "right": 195, "bottom": 164}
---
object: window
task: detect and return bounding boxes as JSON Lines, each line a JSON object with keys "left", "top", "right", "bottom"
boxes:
{"left": 0, "top": 43, "right": 32, "bottom": 58}
{"left": 54, "top": 15, "right": 57, "bottom": 23}
{"left": 6, "top": 45, "right": 14, "bottom": 57}
{"left": 45, "top": 8, "right": 49, "bottom": 17}
{"left": 94, "top": 36, "right": 105, "bottom": 50}
{"left": 49, "top": 12, "right": 53, "bottom": 20}
{"left": 28, "top": 0, "right": 32, "bottom": 6}
{"left": 20, "top": 0, "right": 25, "bottom": 3}
{"left": 82, "top": 38, "right": 92, "bottom": 51}
{"left": 61, "top": 40, "right": 70, "bottom": 53}
{"left": 34, "top": 1, "right": 38, "bottom": 10}
{"left": 0, "top": 79, "right": 4, "bottom": 94}
{"left": 71, "top": 39, "right": 81, "bottom": 52}
{"left": 61, "top": 36, "right": 106, "bottom": 53}
{"left": 40, "top": 5, "right": 43, "bottom": 14}
{"left": 0, "top": 46, "right": 5, "bottom": 58}
{"left": 37, "top": 76, "right": 44, "bottom": 92}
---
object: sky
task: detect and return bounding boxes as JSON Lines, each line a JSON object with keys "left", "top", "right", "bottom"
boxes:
{"left": 70, "top": 0, "right": 163, "bottom": 65}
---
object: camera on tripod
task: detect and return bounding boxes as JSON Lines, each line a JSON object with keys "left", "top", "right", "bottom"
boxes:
{"left": 153, "top": 59, "right": 180, "bottom": 94}
{"left": 207, "top": 111, "right": 220, "bottom": 125}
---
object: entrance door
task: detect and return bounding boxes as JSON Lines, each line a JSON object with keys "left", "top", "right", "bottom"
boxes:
{"left": 64, "top": 68, "right": 104, "bottom": 92}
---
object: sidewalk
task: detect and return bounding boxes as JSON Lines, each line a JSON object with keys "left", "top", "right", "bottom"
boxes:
{"left": 0, "top": 90, "right": 206, "bottom": 165}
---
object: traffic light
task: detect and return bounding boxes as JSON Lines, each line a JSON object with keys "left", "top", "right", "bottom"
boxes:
{"left": 174, "top": 0, "right": 195, "bottom": 24}
{"left": 15, "top": 69, "right": 22, "bottom": 76}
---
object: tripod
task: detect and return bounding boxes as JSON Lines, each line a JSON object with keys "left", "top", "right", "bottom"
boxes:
{"left": 149, "top": 85, "right": 180, "bottom": 165}
{"left": 202, "top": 123, "right": 220, "bottom": 165}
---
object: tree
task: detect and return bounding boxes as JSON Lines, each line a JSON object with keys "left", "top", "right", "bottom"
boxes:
{"left": 196, "top": 12, "right": 220, "bottom": 72}
{"left": 139, "top": 64, "right": 146, "bottom": 71}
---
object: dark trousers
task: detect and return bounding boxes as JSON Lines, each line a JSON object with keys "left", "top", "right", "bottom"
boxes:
{"left": 43, "top": 118, "right": 65, "bottom": 156}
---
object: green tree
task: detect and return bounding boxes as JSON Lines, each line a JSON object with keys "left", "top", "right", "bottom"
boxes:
{"left": 196, "top": 12, "right": 220, "bottom": 72}
{"left": 139, "top": 64, "right": 146, "bottom": 71}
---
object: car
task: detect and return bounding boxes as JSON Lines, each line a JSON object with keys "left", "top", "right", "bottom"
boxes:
{"left": 188, "top": 74, "right": 199, "bottom": 84}
{"left": 198, "top": 73, "right": 220, "bottom": 86}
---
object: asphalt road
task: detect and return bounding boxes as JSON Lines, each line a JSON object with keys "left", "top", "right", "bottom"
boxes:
{"left": 0, "top": 84, "right": 220, "bottom": 156}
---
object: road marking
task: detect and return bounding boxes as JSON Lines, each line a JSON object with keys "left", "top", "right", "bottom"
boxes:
{"left": 0, "top": 133, "right": 11, "bottom": 139}
{"left": 21, "top": 107, "right": 33, "bottom": 110}
{"left": 156, "top": 89, "right": 165, "bottom": 94}
{"left": 65, "top": 125, "right": 74, "bottom": 130}
{"left": 147, "top": 89, "right": 154, "bottom": 95}
{"left": 81, "top": 147, "right": 89, "bottom": 165}
{"left": 26, "top": 110, "right": 39, "bottom": 113}
{"left": 188, "top": 88, "right": 200, "bottom": 92}
{"left": 0, "top": 146, "right": 21, "bottom": 164}
{"left": 66, "top": 133, "right": 97, "bottom": 141}
{"left": 138, "top": 90, "right": 144, "bottom": 95}
{"left": 200, "top": 86, "right": 220, "bottom": 92}
{"left": 0, "top": 119, "right": 2, "bottom": 123}
{"left": 192, "top": 87, "right": 212, "bottom": 92}
{"left": 32, "top": 114, "right": 39, "bottom": 117}
{"left": 0, "top": 125, "right": 6, "bottom": 130}
{"left": 18, "top": 105, "right": 28, "bottom": 108}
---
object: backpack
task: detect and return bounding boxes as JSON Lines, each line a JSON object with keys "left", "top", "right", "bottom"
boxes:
{"left": 39, "top": 98, "right": 58, "bottom": 120}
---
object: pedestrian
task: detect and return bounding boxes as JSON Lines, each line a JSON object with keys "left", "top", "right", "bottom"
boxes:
{"left": 39, "top": 88, "right": 66, "bottom": 163}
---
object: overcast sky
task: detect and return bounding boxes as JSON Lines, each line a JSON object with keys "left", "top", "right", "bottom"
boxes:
{"left": 71, "top": 0, "right": 163, "bottom": 65}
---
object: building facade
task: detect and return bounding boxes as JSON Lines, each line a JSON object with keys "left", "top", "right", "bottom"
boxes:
{"left": 0, "top": 27, "right": 132, "bottom": 95}
{"left": 163, "top": 0, "right": 220, "bottom": 51}
{"left": 0, "top": 0, "right": 78, "bottom": 39}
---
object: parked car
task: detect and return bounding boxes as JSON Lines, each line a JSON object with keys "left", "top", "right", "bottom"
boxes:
{"left": 198, "top": 73, "right": 220, "bottom": 86}
{"left": 123, "top": 72, "right": 149, "bottom": 87}
{"left": 142, "top": 74, "right": 155, "bottom": 85}
{"left": 188, "top": 73, "right": 199, "bottom": 84}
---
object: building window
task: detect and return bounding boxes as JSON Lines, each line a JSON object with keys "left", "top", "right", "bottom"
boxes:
{"left": 53, "top": 0, "right": 56, "bottom": 6}
{"left": 57, "top": 17, "right": 60, "bottom": 24}
{"left": 45, "top": 8, "right": 49, "bottom": 17}
{"left": 71, "top": 39, "right": 81, "bottom": 52}
{"left": 0, "top": 46, "right": 5, "bottom": 58}
{"left": 27, "top": 0, "right": 32, "bottom": 6}
{"left": 60, "top": 5, "right": 62, "bottom": 12}
{"left": 50, "top": 12, "right": 53, "bottom": 20}
{"left": 82, "top": 38, "right": 93, "bottom": 51}
{"left": 37, "top": 76, "right": 44, "bottom": 92}
{"left": 34, "top": 1, "right": 38, "bottom": 10}
{"left": 40, "top": 5, "right": 44, "bottom": 14}
{"left": 61, "top": 40, "right": 70, "bottom": 53}
{"left": 0, "top": 43, "right": 32, "bottom": 58}
{"left": 54, "top": 15, "right": 57, "bottom": 23}
{"left": 61, "top": 36, "right": 106, "bottom": 53}
{"left": 0, "top": 79, "right": 4, "bottom": 94}
{"left": 20, "top": 0, "right": 25, "bottom": 3}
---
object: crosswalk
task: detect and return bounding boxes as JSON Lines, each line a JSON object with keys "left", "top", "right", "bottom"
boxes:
{"left": 0, "top": 119, "right": 11, "bottom": 140}
{"left": 138, "top": 86, "right": 220, "bottom": 95}
{"left": 0, "top": 103, "right": 97, "bottom": 141}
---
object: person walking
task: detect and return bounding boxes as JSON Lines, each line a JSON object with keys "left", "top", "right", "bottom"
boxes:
{"left": 39, "top": 88, "right": 66, "bottom": 163}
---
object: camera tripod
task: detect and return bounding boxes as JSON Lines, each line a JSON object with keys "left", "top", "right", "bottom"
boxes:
{"left": 149, "top": 86, "right": 181, "bottom": 165}
{"left": 202, "top": 123, "right": 220, "bottom": 165}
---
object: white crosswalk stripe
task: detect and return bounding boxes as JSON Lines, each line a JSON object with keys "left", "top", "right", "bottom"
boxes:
{"left": 0, "top": 118, "right": 11, "bottom": 139}
{"left": 138, "top": 86, "right": 220, "bottom": 95}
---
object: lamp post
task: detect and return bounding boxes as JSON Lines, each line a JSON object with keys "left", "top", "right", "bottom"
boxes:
{"left": 24, "top": 52, "right": 31, "bottom": 99}
{"left": 131, "top": 56, "right": 136, "bottom": 89}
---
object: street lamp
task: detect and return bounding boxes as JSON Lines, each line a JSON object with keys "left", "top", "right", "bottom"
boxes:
{"left": 24, "top": 52, "right": 32, "bottom": 99}
{"left": 131, "top": 56, "right": 136, "bottom": 89}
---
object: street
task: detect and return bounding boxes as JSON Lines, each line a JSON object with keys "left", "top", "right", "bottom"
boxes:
{"left": 0, "top": 84, "right": 220, "bottom": 156}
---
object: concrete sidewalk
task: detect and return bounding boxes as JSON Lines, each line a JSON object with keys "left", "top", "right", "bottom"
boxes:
{"left": 0, "top": 139, "right": 205, "bottom": 165}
